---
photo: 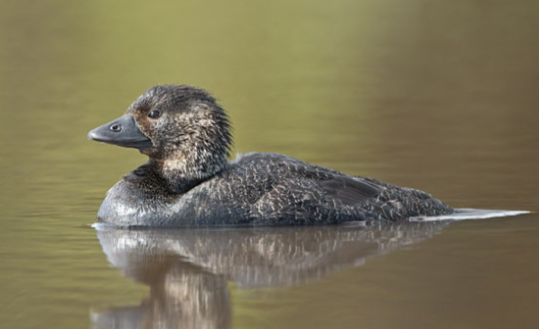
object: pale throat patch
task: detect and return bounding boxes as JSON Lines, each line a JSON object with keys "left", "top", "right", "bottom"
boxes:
{"left": 163, "top": 158, "right": 189, "bottom": 170}
{"left": 162, "top": 156, "right": 225, "bottom": 180}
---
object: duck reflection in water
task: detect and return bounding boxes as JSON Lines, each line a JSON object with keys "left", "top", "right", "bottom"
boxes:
{"left": 91, "top": 221, "right": 449, "bottom": 329}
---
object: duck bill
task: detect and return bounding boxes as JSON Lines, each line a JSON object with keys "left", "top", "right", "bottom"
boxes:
{"left": 87, "top": 114, "right": 153, "bottom": 149}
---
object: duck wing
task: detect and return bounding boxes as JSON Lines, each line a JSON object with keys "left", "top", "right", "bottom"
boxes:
{"left": 317, "top": 176, "right": 381, "bottom": 206}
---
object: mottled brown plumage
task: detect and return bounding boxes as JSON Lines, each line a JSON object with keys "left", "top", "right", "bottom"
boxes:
{"left": 89, "top": 85, "right": 453, "bottom": 226}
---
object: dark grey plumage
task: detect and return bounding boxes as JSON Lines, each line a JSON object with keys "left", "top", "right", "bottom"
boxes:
{"left": 91, "top": 85, "right": 454, "bottom": 226}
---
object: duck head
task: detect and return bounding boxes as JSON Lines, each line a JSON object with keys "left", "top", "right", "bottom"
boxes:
{"left": 88, "top": 85, "right": 232, "bottom": 184}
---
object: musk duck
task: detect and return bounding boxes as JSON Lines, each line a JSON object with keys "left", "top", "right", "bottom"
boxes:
{"left": 88, "top": 85, "right": 453, "bottom": 226}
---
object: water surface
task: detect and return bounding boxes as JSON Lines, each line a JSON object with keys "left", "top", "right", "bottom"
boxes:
{"left": 1, "top": 1, "right": 538, "bottom": 328}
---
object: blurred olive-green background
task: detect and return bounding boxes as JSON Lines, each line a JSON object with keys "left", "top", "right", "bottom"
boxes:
{"left": 1, "top": 1, "right": 539, "bottom": 328}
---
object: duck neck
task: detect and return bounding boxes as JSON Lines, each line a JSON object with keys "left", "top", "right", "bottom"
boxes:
{"left": 149, "top": 154, "right": 227, "bottom": 194}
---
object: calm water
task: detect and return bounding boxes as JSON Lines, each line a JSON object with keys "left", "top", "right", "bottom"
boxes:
{"left": 1, "top": 1, "right": 539, "bottom": 328}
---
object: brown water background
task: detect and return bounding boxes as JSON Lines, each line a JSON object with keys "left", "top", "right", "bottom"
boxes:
{"left": 1, "top": 1, "right": 538, "bottom": 328}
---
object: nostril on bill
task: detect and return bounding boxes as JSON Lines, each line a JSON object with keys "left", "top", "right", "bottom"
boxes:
{"left": 109, "top": 124, "right": 122, "bottom": 132}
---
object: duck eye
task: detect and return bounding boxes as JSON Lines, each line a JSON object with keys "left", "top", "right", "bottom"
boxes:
{"left": 148, "top": 110, "right": 161, "bottom": 119}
